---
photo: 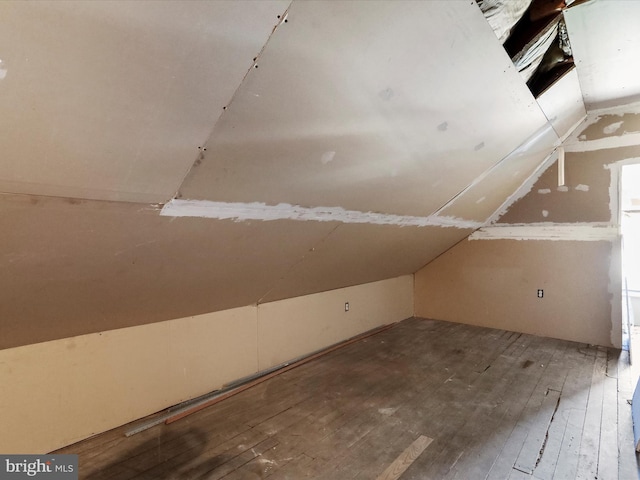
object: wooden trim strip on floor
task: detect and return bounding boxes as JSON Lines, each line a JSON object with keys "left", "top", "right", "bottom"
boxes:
{"left": 164, "top": 323, "right": 397, "bottom": 425}
{"left": 375, "top": 435, "right": 434, "bottom": 480}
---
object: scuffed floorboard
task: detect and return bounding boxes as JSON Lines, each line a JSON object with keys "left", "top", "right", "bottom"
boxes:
{"left": 55, "top": 318, "right": 639, "bottom": 479}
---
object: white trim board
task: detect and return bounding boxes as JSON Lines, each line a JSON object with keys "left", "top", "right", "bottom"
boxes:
{"left": 469, "top": 223, "right": 619, "bottom": 241}
{"left": 160, "top": 199, "right": 483, "bottom": 229}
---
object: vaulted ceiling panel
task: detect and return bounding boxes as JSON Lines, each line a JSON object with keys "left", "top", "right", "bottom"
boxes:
{"left": 0, "top": 193, "right": 337, "bottom": 349}
{"left": 536, "top": 68, "right": 586, "bottom": 139}
{"left": 260, "top": 223, "right": 472, "bottom": 303}
{"left": 0, "top": 1, "right": 288, "bottom": 203}
{"left": 438, "top": 122, "right": 558, "bottom": 222}
{"left": 565, "top": 0, "right": 640, "bottom": 109}
{"left": 178, "top": 0, "right": 548, "bottom": 218}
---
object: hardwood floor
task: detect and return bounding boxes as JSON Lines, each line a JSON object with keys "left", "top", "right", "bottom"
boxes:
{"left": 55, "top": 318, "right": 640, "bottom": 479}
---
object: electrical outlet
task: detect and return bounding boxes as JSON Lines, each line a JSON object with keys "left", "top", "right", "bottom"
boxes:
{"left": 345, "top": 302, "right": 349, "bottom": 312}
{"left": 537, "top": 289, "right": 544, "bottom": 298}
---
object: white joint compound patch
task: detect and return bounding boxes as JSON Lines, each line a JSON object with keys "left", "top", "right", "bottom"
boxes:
{"left": 603, "top": 121, "right": 624, "bottom": 135}
{"left": 469, "top": 223, "right": 619, "bottom": 241}
{"left": 557, "top": 185, "right": 569, "bottom": 192}
{"left": 538, "top": 188, "right": 551, "bottom": 194}
{"left": 575, "top": 184, "right": 590, "bottom": 192}
{"left": 542, "top": 210, "right": 549, "bottom": 218}
{"left": 321, "top": 151, "right": 336, "bottom": 164}
{"left": 161, "top": 199, "right": 483, "bottom": 229}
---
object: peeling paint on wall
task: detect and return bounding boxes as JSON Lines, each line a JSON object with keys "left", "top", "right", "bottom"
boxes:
{"left": 161, "top": 199, "right": 483, "bottom": 229}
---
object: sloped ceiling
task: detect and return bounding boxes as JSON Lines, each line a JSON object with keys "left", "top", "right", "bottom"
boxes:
{"left": 0, "top": 0, "right": 624, "bottom": 348}
{"left": 565, "top": 0, "right": 640, "bottom": 109}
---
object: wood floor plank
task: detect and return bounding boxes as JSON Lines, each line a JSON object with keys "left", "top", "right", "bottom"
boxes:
{"left": 616, "top": 349, "right": 639, "bottom": 479}
{"left": 598, "top": 349, "right": 619, "bottom": 480}
{"left": 54, "top": 318, "right": 635, "bottom": 480}
{"left": 575, "top": 346, "right": 607, "bottom": 479}
{"left": 531, "top": 344, "right": 590, "bottom": 480}
{"left": 374, "top": 435, "right": 433, "bottom": 480}
{"left": 445, "top": 336, "right": 547, "bottom": 479}
{"left": 408, "top": 332, "right": 544, "bottom": 479}
{"left": 482, "top": 337, "right": 562, "bottom": 479}
{"left": 266, "top": 453, "right": 315, "bottom": 480}
{"left": 405, "top": 331, "right": 537, "bottom": 479}
{"left": 544, "top": 345, "right": 598, "bottom": 480}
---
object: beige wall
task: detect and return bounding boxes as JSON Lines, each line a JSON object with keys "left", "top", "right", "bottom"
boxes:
{"left": 415, "top": 239, "right": 619, "bottom": 348}
{"left": 422, "top": 108, "right": 639, "bottom": 350}
{"left": 0, "top": 275, "right": 413, "bottom": 455}
{"left": 258, "top": 275, "right": 414, "bottom": 369}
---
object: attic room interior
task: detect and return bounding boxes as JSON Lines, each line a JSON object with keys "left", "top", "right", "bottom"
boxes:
{"left": 2, "top": 0, "right": 640, "bottom": 478}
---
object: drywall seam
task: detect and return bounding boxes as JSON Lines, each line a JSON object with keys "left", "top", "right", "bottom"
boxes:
{"left": 160, "top": 199, "right": 483, "bottom": 229}
{"left": 432, "top": 122, "right": 557, "bottom": 219}
{"left": 469, "top": 223, "right": 619, "bottom": 241}
{"left": 256, "top": 223, "right": 341, "bottom": 304}
{"left": 484, "top": 150, "right": 558, "bottom": 225}
{"left": 558, "top": 114, "right": 588, "bottom": 143}
{"left": 169, "top": 1, "right": 294, "bottom": 202}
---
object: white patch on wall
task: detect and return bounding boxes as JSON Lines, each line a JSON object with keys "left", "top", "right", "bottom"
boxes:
{"left": 603, "top": 121, "right": 624, "bottom": 135}
{"left": 542, "top": 210, "right": 549, "bottom": 218}
{"left": 321, "top": 151, "right": 336, "bottom": 164}
{"left": 475, "top": 196, "right": 486, "bottom": 204}
{"left": 161, "top": 199, "right": 483, "bottom": 229}
{"left": 557, "top": 185, "right": 569, "bottom": 192}
{"left": 469, "top": 223, "right": 619, "bottom": 241}
{"left": 538, "top": 188, "right": 551, "bottom": 194}
{"left": 575, "top": 184, "right": 590, "bottom": 192}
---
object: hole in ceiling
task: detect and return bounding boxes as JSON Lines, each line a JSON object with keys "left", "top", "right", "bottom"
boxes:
{"left": 477, "top": 0, "right": 592, "bottom": 98}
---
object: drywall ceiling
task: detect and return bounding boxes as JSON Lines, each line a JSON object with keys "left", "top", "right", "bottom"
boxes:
{"left": 0, "top": 0, "right": 289, "bottom": 202}
{"left": 177, "top": 0, "right": 548, "bottom": 218}
{"left": 565, "top": 0, "right": 640, "bottom": 109}
{"left": 1, "top": 0, "right": 631, "bottom": 348}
